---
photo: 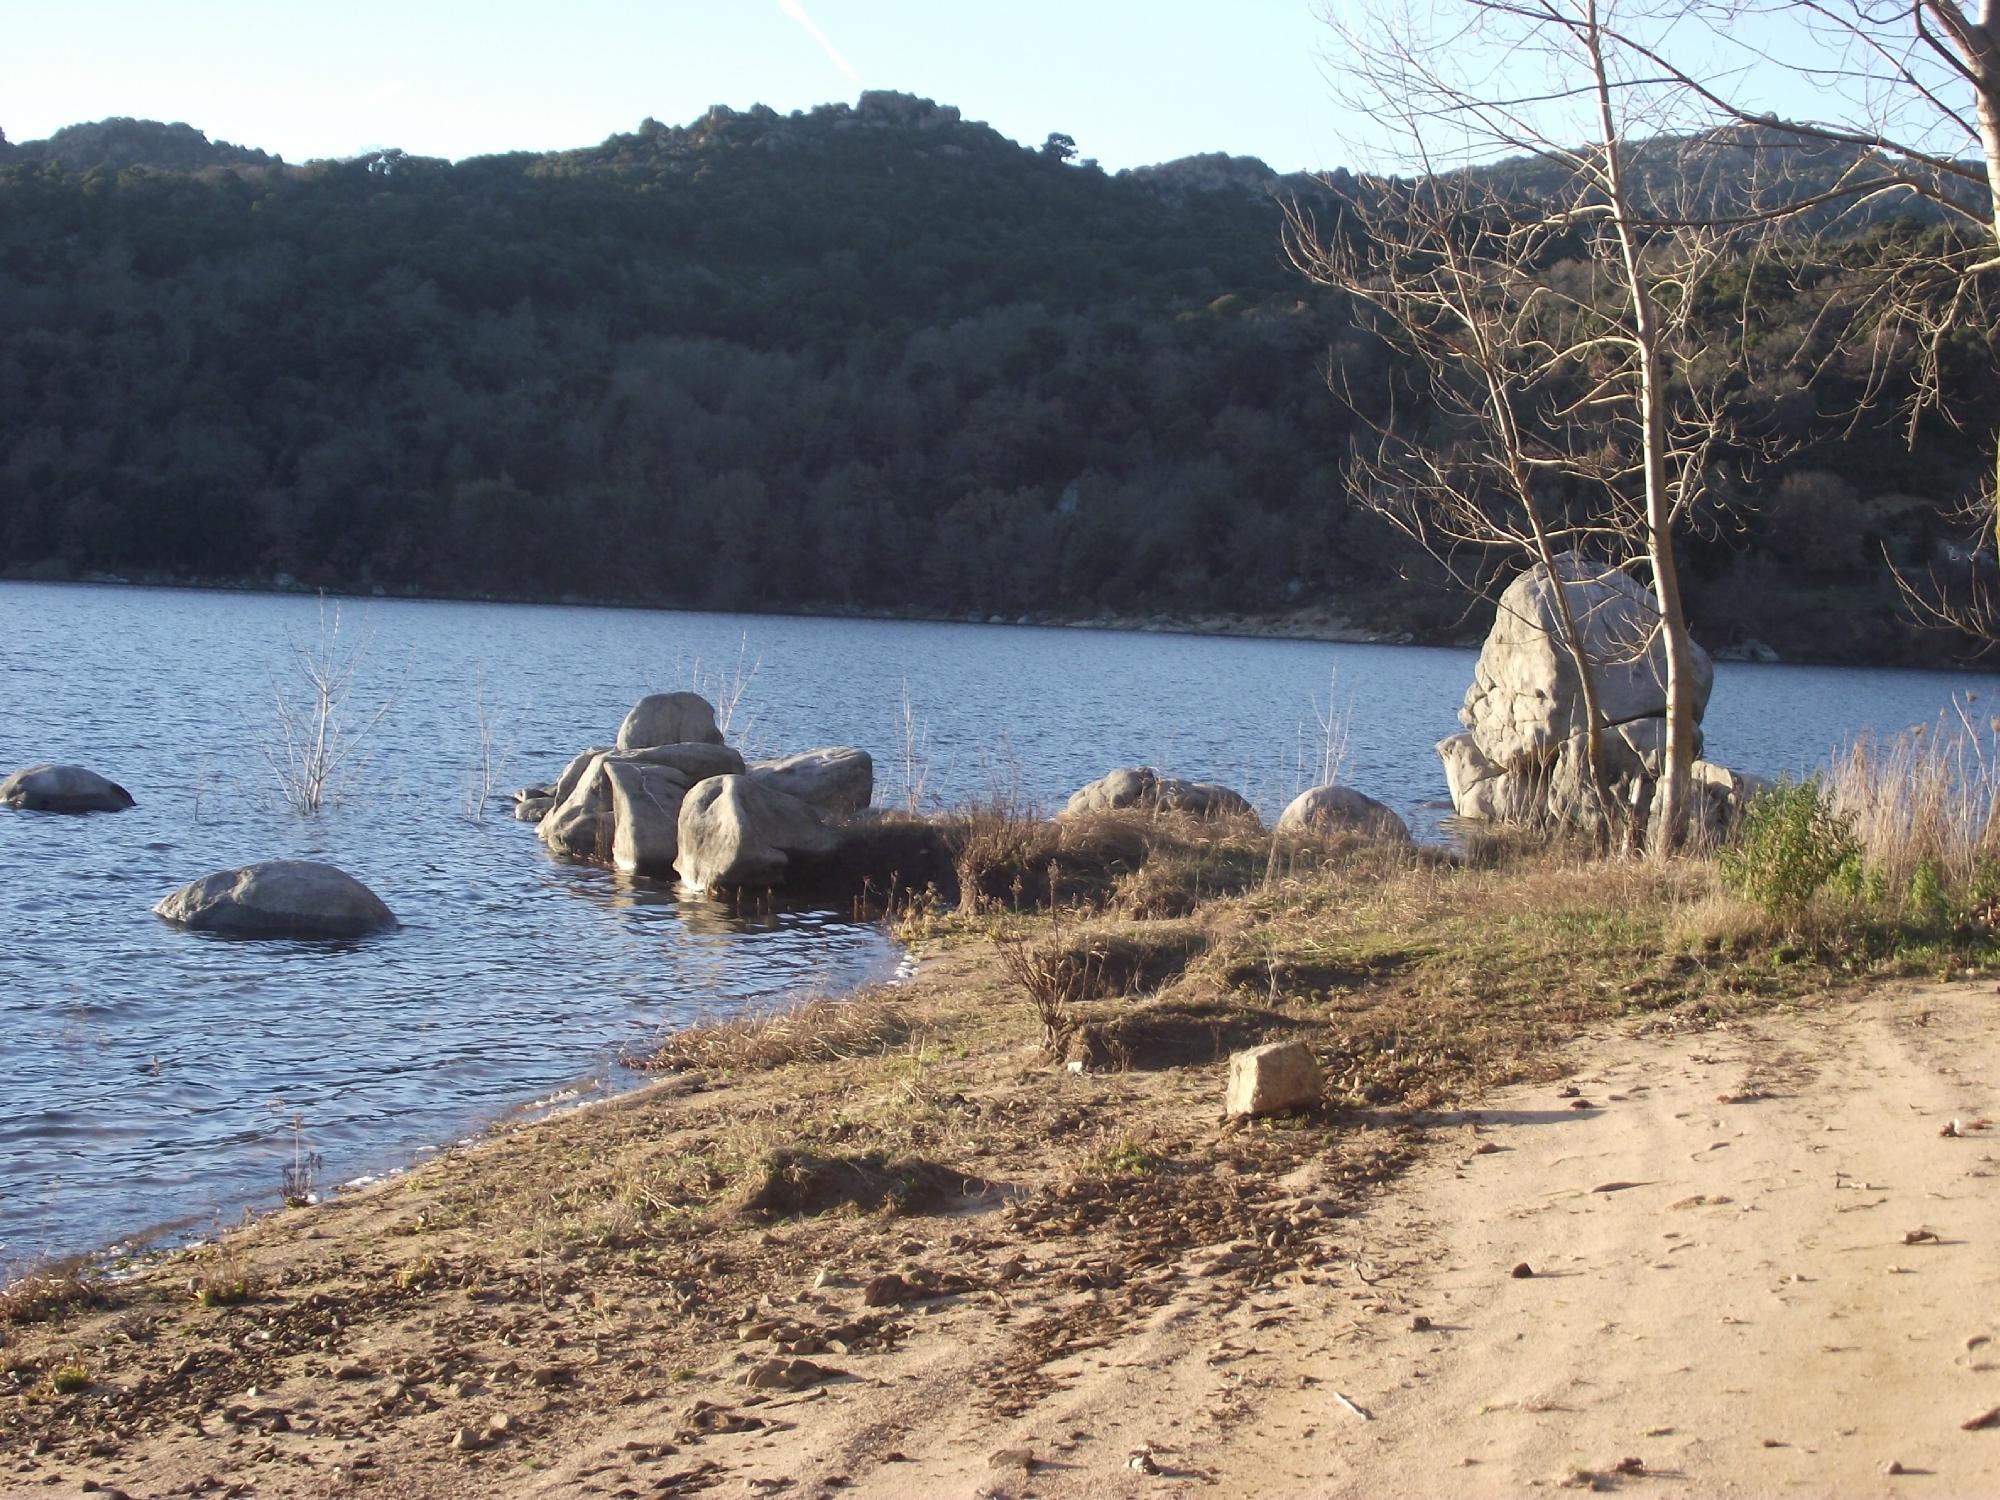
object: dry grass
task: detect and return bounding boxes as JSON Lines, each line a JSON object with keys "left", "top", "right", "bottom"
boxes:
{"left": 642, "top": 988, "right": 911, "bottom": 1074}
{"left": 189, "top": 1241, "right": 265, "bottom": 1308}
{"left": 1180, "top": 851, "right": 1775, "bottom": 1109}
{"left": 1825, "top": 701, "right": 2000, "bottom": 895}
{"left": 0, "top": 1266, "right": 104, "bottom": 1327}
{"left": 731, "top": 1149, "right": 968, "bottom": 1220}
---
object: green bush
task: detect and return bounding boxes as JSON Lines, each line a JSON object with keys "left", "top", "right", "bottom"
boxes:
{"left": 1721, "top": 775, "right": 1860, "bottom": 925}
{"left": 1908, "top": 858, "right": 1949, "bottom": 930}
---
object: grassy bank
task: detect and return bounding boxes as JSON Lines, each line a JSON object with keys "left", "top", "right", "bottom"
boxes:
{"left": 2, "top": 797, "right": 1995, "bottom": 1494}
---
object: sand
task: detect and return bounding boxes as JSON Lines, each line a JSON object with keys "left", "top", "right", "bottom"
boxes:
{"left": 8, "top": 977, "right": 1996, "bottom": 1499}
{"left": 524, "top": 982, "right": 2000, "bottom": 1498}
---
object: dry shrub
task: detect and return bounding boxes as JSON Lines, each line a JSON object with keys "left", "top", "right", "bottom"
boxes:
{"left": 733, "top": 1148, "right": 967, "bottom": 1219}
{"left": 1823, "top": 703, "right": 2000, "bottom": 896}
{"left": 945, "top": 807, "right": 1154, "bottom": 911}
{"left": 190, "top": 1241, "right": 264, "bottom": 1308}
{"left": 993, "top": 928, "right": 1110, "bottom": 1055}
{"left": 0, "top": 1266, "right": 104, "bottom": 1327}
{"left": 951, "top": 800, "right": 1062, "bottom": 914}
{"left": 644, "top": 989, "right": 909, "bottom": 1074}
{"left": 993, "top": 917, "right": 1215, "bottom": 1060}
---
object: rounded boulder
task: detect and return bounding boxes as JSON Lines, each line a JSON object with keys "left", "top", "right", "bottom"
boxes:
{"left": 155, "top": 860, "right": 398, "bottom": 940}
{"left": 1276, "top": 785, "right": 1411, "bottom": 842}
{"left": 616, "top": 692, "right": 725, "bottom": 752}
{"left": 2, "top": 763, "right": 135, "bottom": 814}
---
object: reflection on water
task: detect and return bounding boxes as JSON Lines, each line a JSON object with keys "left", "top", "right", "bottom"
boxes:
{"left": 1, "top": 581, "right": 1991, "bottom": 1266}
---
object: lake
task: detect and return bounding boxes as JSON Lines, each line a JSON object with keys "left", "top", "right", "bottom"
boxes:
{"left": 1, "top": 581, "right": 1990, "bottom": 1268}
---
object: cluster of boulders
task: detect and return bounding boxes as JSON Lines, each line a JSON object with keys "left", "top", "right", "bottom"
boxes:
{"left": 1437, "top": 555, "right": 1759, "bottom": 838}
{"left": 1061, "top": 765, "right": 1411, "bottom": 843}
{"left": 515, "top": 692, "right": 877, "bottom": 895}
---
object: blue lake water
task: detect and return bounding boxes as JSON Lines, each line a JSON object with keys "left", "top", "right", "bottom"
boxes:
{"left": 0, "top": 581, "right": 1990, "bottom": 1266}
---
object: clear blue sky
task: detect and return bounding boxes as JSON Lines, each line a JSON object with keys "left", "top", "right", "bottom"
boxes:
{"left": 2, "top": 1, "right": 1359, "bottom": 173}
{"left": 3, "top": 1, "right": 1891, "bottom": 174}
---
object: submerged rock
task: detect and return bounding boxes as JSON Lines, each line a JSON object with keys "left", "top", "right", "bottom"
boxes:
{"left": 1, "top": 763, "right": 135, "bottom": 813}
{"left": 155, "top": 860, "right": 397, "bottom": 940}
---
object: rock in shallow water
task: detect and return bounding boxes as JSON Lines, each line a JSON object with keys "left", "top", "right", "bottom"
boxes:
{"left": 1, "top": 763, "right": 135, "bottom": 813}
{"left": 154, "top": 860, "right": 397, "bottom": 940}
{"left": 674, "top": 775, "right": 840, "bottom": 893}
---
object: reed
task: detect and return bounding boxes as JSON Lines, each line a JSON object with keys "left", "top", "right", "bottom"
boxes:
{"left": 1822, "top": 698, "right": 2000, "bottom": 899}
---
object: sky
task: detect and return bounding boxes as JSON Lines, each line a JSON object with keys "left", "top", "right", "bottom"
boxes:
{"left": 2, "top": 0, "right": 1359, "bottom": 173}
{"left": 2, "top": 2, "right": 1940, "bottom": 176}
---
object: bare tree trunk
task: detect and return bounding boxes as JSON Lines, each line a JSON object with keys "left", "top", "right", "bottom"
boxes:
{"left": 1970, "top": 0, "right": 2000, "bottom": 253}
{"left": 1588, "top": 0, "right": 1697, "bottom": 850}
{"left": 1971, "top": 0, "right": 2000, "bottom": 549}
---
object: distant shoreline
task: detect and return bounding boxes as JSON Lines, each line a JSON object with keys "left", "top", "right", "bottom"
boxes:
{"left": 0, "top": 566, "right": 1983, "bottom": 673}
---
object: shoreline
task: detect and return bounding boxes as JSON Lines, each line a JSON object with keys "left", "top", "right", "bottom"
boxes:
{"left": 5, "top": 815, "right": 1991, "bottom": 1496}
{"left": 4, "top": 567, "right": 1983, "bottom": 674}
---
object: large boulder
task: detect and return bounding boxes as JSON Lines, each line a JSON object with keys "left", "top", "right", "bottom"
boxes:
{"left": 748, "top": 747, "right": 873, "bottom": 816}
{"left": 620, "top": 741, "right": 745, "bottom": 782}
{"left": 540, "top": 751, "right": 619, "bottom": 863}
{"left": 616, "top": 692, "right": 725, "bottom": 752}
{"left": 1441, "top": 556, "right": 1719, "bottom": 835}
{"left": 1460, "top": 556, "right": 1712, "bottom": 766}
{"left": 1277, "top": 784, "right": 1411, "bottom": 842}
{"left": 155, "top": 861, "right": 396, "bottom": 940}
{"left": 604, "top": 760, "right": 691, "bottom": 878}
{"left": 675, "top": 775, "right": 841, "bottom": 894}
{"left": 547, "top": 747, "right": 612, "bottom": 808}
{"left": 539, "top": 744, "right": 746, "bottom": 868}
{"left": 2, "top": 763, "right": 135, "bottom": 813}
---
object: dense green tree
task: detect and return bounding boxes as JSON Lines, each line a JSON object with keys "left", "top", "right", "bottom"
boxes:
{"left": 0, "top": 97, "right": 1991, "bottom": 664}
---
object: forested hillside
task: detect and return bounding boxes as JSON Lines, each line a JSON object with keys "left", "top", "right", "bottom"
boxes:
{"left": 1, "top": 94, "right": 1992, "bottom": 663}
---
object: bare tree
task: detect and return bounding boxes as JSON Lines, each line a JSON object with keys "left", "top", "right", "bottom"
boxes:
{"left": 1626, "top": 1, "right": 1999, "bottom": 625}
{"left": 1293, "top": 0, "right": 1775, "bottom": 847}
{"left": 263, "top": 598, "right": 398, "bottom": 815}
